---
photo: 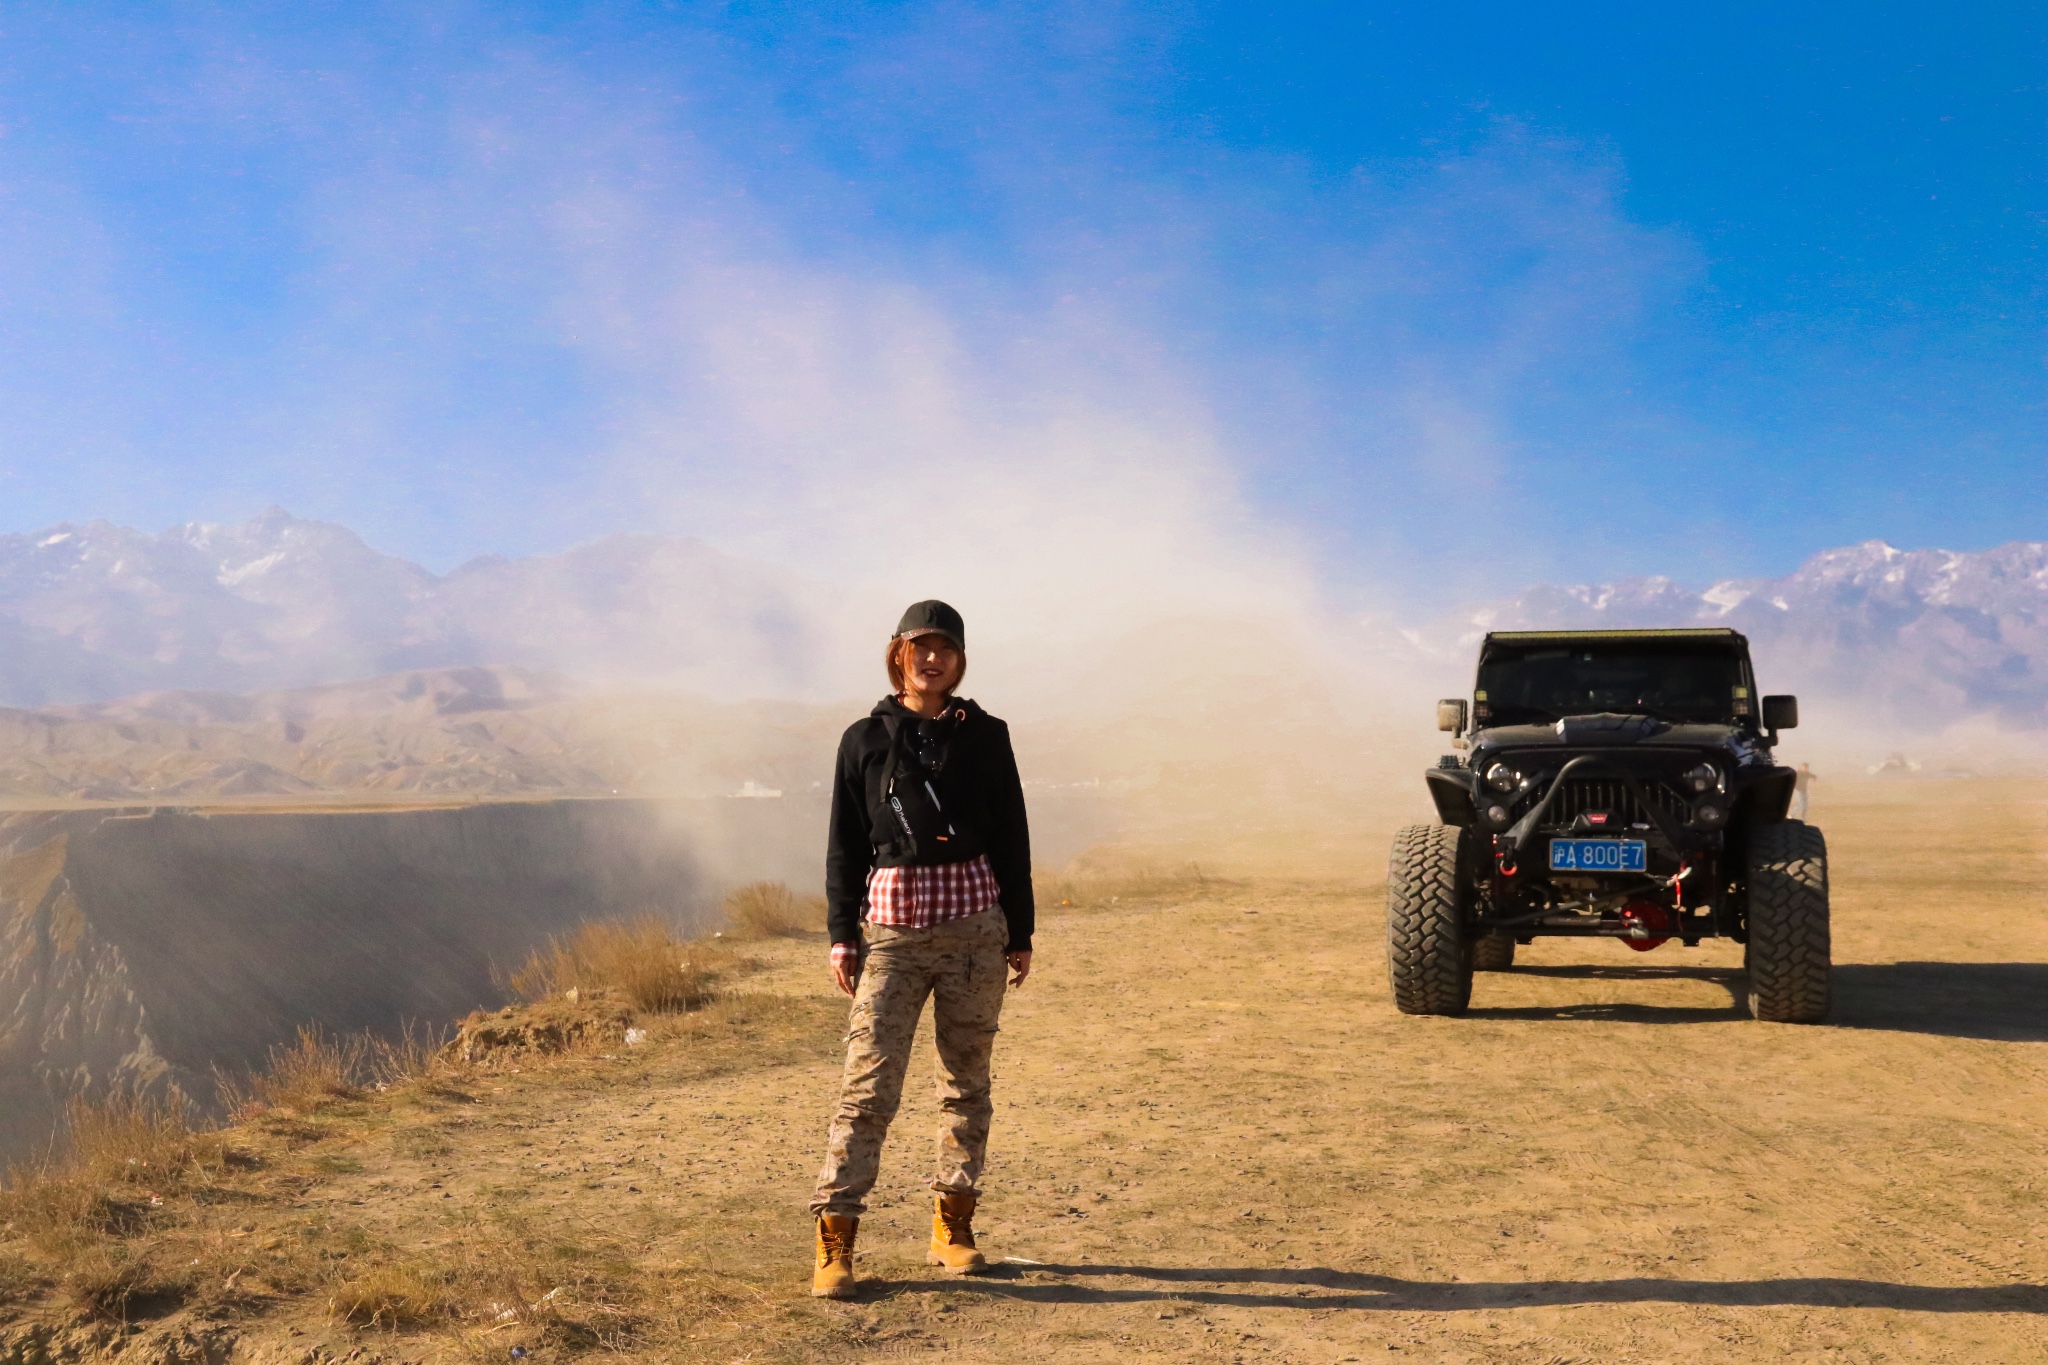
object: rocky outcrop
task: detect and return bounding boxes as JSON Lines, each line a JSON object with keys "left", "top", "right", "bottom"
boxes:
{"left": 447, "top": 996, "right": 635, "bottom": 1064}
{"left": 0, "top": 820, "right": 168, "bottom": 1161}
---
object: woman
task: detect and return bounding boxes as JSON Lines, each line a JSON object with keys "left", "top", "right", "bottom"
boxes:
{"left": 810, "top": 599, "right": 1034, "bottom": 1299}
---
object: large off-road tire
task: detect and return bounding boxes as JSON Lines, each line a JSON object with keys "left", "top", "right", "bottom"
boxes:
{"left": 1470, "top": 933, "right": 1516, "bottom": 972}
{"left": 1387, "top": 824, "right": 1474, "bottom": 1016}
{"left": 1744, "top": 820, "right": 1831, "bottom": 1023}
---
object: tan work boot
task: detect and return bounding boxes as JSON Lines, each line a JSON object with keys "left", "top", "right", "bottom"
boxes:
{"left": 812, "top": 1214, "right": 858, "bottom": 1299}
{"left": 927, "top": 1191, "right": 988, "bottom": 1273}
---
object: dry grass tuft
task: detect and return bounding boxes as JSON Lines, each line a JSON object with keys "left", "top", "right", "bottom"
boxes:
{"left": 217, "top": 1026, "right": 370, "bottom": 1118}
{"left": 53, "top": 1243, "right": 195, "bottom": 1320}
{"left": 0, "top": 945, "right": 811, "bottom": 1348}
{"left": 373, "top": 1019, "right": 454, "bottom": 1087}
{"left": 722, "top": 880, "right": 825, "bottom": 938}
{"left": 509, "top": 918, "right": 735, "bottom": 1014}
{"left": 0, "top": 1092, "right": 232, "bottom": 1321}
{"left": 0, "top": 1248, "right": 32, "bottom": 1306}
{"left": 322, "top": 1207, "right": 645, "bottom": 1348}
{"left": 216, "top": 1022, "right": 458, "bottom": 1120}
{"left": 254, "top": 1026, "right": 367, "bottom": 1110}
{"left": 327, "top": 1262, "right": 457, "bottom": 1329}
{"left": 57, "top": 1091, "right": 223, "bottom": 1188}
{"left": 0, "top": 1024, "right": 467, "bottom": 1323}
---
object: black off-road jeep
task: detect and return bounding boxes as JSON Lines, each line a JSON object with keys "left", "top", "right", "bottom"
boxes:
{"left": 1388, "top": 628, "right": 1829, "bottom": 1023}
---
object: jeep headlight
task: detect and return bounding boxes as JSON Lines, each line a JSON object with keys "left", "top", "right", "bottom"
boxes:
{"left": 1681, "top": 763, "right": 1723, "bottom": 794}
{"left": 1485, "top": 762, "right": 1524, "bottom": 794}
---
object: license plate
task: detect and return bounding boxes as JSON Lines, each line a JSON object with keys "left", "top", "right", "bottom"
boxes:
{"left": 1549, "top": 838, "right": 1647, "bottom": 873}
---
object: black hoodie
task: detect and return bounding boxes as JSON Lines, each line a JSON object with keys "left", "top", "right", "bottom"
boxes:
{"left": 825, "top": 696, "right": 1034, "bottom": 952}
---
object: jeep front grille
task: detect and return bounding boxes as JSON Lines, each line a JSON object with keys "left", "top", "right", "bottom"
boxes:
{"left": 1542, "top": 778, "right": 1688, "bottom": 829}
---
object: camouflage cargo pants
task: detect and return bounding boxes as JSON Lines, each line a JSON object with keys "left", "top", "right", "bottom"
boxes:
{"left": 811, "top": 909, "right": 1009, "bottom": 1217}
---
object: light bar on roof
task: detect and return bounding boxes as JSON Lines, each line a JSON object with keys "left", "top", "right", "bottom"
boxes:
{"left": 1484, "top": 628, "right": 1743, "bottom": 642}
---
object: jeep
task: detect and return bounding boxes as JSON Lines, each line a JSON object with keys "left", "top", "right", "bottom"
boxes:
{"left": 1387, "top": 628, "right": 1829, "bottom": 1023}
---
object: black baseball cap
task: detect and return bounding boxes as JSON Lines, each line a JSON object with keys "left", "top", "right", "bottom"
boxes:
{"left": 894, "top": 599, "right": 965, "bottom": 649}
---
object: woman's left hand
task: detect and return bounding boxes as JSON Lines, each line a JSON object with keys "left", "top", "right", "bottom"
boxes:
{"left": 1007, "top": 951, "right": 1032, "bottom": 987}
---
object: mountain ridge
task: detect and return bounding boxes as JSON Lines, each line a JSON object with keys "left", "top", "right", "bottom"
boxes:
{"left": 6, "top": 509, "right": 2048, "bottom": 727}
{"left": 0, "top": 510, "right": 863, "bottom": 705}
{"left": 1434, "top": 538, "right": 2048, "bottom": 724}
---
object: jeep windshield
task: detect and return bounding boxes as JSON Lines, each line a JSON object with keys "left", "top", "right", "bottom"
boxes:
{"left": 1476, "top": 637, "right": 1750, "bottom": 727}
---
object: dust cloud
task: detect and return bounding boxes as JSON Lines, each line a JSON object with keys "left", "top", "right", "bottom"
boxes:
{"left": 530, "top": 152, "right": 1450, "bottom": 873}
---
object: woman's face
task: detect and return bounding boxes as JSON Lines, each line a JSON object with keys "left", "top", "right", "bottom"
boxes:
{"left": 903, "top": 633, "right": 963, "bottom": 699}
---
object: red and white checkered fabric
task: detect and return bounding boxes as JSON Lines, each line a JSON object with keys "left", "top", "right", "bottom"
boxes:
{"left": 863, "top": 854, "right": 1000, "bottom": 929}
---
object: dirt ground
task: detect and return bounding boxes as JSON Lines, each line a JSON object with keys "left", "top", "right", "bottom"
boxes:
{"left": 463, "top": 779, "right": 2048, "bottom": 1360}
{"left": 14, "top": 776, "right": 2048, "bottom": 1363}
{"left": 673, "top": 777, "right": 2048, "bottom": 1362}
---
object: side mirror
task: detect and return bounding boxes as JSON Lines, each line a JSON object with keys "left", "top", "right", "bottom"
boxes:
{"left": 1437, "top": 698, "right": 1468, "bottom": 734}
{"left": 1761, "top": 695, "right": 1799, "bottom": 732}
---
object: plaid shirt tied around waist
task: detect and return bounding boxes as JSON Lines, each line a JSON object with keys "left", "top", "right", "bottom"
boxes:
{"left": 863, "top": 853, "right": 1000, "bottom": 929}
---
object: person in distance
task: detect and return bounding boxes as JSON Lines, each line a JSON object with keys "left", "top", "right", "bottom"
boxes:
{"left": 808, "top": 599, "right": 1035, "bottom": 1300}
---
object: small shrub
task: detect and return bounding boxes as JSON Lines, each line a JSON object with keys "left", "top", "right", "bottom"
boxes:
{"left": 722, "top": 881, "right": 825, "bottom": 938}
{"left": 509, "top": 919, "right": 731, "bottom": 1014}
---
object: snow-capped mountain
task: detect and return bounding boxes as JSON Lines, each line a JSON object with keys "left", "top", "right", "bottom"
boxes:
{"left": 0, "top": 509, "right": 865, "bottom": 704}
{"left": 7, "top": 511, "right": 2048, "bottom": 728}
{"left": 1442, "top": 540, "right": 2048, "bottom": 724}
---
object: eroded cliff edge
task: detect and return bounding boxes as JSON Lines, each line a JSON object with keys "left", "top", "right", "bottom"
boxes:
{"left": 0, "top": 797, "right": 823, "bottom": 1159}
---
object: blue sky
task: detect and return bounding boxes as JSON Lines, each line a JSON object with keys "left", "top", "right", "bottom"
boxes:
{"left": 0, "top": 2, "right": 2039, "bottom": 611}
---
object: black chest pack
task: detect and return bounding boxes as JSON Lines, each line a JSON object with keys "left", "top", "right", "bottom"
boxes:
{"left": 875, "top": 707, "right": 979, "bottom": 862}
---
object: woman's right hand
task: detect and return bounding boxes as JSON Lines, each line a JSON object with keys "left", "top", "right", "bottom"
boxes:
{"left": 830, "top": 944, "right": 860, "bottom": 997}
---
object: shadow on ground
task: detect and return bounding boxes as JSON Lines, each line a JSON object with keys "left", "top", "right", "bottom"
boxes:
{"left": 1460, "top": 962, "right": 2048, "bottom": 1040}
{"left": 890, "top": 1264, "right": 2048, "bottom": 1314}
{"left": 1468, "top": 964, "right": 1748, "bottom": 1025}
{"left": 1832, "top": 962, "right": 2048, "bottom": 1042}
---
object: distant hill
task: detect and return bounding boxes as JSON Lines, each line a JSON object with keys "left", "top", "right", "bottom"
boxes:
{"left": 0, "top": 665, "right": 844, "bottom": 803}
{"left": 0, "top": 509, "right": 862, "bottom": 705}
{"left": 1428, "top": 540, "right": 2048, "bottom": 726}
